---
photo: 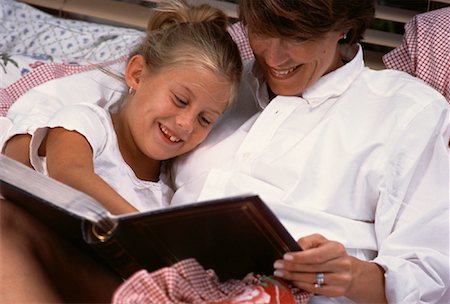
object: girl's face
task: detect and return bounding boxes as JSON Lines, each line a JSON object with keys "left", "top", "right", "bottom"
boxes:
{"left": 248, "top": 30, "right": 344, "bottom": 97}
{"left": 117, "top": 56, "right": 232, "bottom": 162}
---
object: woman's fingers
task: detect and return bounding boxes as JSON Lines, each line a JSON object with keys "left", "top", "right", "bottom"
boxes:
{"left": 273, "top": 234, "right": 353, "bottom": 297}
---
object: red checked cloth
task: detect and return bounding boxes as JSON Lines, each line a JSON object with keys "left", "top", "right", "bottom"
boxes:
{"left": 383, "top": 7, "right": 450, "bottom": 102}
{"left": 227, "top": 22, "right": 254, "bottom": 62}
{"left": 112, "top": 259, "right": 311, "bottom": 304}
{"left": 0, "top": 56, "right": 127, "bottom": 116}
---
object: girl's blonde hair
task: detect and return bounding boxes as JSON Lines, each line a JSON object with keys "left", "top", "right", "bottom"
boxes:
{"left": 130, "top": 0, "right": 242, "bottom": 106}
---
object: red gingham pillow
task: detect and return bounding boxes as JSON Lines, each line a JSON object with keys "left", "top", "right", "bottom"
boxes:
{"left": 383, "top": 7, "right": 450, "bottom": 102}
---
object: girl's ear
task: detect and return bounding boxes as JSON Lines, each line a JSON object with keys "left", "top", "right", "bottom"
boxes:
{"left": 125, "top": 55, "right": 146, "bottom": 89}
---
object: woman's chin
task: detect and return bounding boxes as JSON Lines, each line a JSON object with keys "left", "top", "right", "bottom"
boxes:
{"left": 268, "top": 83, "right": 304, "bottom": 97}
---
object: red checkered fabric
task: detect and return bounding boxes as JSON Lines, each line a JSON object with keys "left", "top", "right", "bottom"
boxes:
{"left": 112, "top": 259, "right": 311, "bottom": 304}
{"left": 383, "top": 7, "right": 450, "bottom": 102}
{"left": 0, "top": 56, "right": 128, "bottom": 117}
{"left": 227, "top": 22, "right": 255, "bottom": 62}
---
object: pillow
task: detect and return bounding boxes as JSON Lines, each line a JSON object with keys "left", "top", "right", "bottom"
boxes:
{"left": 0, "top": 0, "right": 144, "bottom": 115}
{"left": 0, "top": 1, "right": 256, "bottom": 117}
{"left": 383, "top": 7, "right": 450, "bottom": 102}
{"left": 1, "top": 54, "right": 55, "bottom": 88}
{"left": 0, "top": 0, "right": 145, "bottom": 63}
{"left": 0, "top": 56, "right": 127, "bottom": 116}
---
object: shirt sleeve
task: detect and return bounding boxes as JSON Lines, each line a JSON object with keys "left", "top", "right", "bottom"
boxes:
{"left": 30, "top": 103, "right": 110, "bottom": 173}
{"left": 373, "top": 100, "right": 449, "bottom": 303}
{"left": 5, "top": 62, "right": 126, "bottom": 142}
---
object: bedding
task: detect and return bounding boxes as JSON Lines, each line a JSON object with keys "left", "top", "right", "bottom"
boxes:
{"left": 0, "top": 0, "right": 145, "bottom": 115}
{"left": 0, "top": 0, "right": 144, "bottom": 62}
{"left": 0, "top": 0, "right": 254, "bottom": 117}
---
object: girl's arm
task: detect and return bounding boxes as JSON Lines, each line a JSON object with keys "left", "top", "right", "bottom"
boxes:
{"left": 44, "top": 127, "right": 138, "bottom": 215}
{"left": 3, "top": 134, "right": 32, "bottom": 168}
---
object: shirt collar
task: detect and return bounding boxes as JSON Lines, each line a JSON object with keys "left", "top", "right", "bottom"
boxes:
{"left": 245, "top": 44, "right": 365, "bottom": 109}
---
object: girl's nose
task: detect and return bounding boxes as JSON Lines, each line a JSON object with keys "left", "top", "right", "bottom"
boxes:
{"left": 176, "top": 112, "right": 195, "bottom": 134}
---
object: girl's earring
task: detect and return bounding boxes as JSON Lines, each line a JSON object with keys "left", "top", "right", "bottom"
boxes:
{"left": 128, "top": 87, "right": 136, "bottom": 95}
{"left": 343, "top": 32, "right": 348, "bottom": 40}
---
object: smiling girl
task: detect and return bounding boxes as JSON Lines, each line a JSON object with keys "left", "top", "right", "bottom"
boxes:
{"left": 27, "top": 0, "right": 242, "bottom": 215}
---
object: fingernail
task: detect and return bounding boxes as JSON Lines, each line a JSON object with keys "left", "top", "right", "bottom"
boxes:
{"left": 284, "top": 254, "right": 294, "bottom": 261}
{"left": 273, "top": 261, "right": 283, "bottom": 268}
{"left": 274, "top": 270, "right": 284, "bottom": 277}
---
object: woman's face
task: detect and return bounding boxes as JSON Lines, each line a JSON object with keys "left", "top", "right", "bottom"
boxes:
{"left": 248, "top": 30, "right": 344, "bottom": 97}
{"left": 119, "top": 57, "right": 231, "bottom": 161}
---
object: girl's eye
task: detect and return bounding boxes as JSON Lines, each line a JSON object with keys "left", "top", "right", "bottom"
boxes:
{"left": 198, "top": 116, "right": 212, "bottom": 127}
{"left": 174, "top": 95, "right": 188, "bottom": 107}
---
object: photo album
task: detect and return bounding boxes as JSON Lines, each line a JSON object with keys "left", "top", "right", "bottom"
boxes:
{"left": 0, "top": 155, "right": 300, "bottom": 280}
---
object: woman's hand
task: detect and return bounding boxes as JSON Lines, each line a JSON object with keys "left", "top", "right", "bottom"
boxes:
{"left": 273, "top": 234, "right": 387, "bottom": 303}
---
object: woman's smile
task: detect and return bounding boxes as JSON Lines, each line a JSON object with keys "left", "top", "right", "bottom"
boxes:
{"left": 268, "top": 64, "right": 302, "bottom": 79}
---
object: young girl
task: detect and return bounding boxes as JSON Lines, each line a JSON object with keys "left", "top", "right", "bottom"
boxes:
{"left": 26, "top": 0, "right": 242, "bottom": 215}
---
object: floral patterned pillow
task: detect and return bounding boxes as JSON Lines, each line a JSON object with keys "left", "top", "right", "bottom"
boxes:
{"left": 1, "top": 53, "right": 56, "bottom": 88}
{"left": 0, "top": 0, "right": 144, "bottom": 63}
{"left": 0, "top": 0, "right": 144, "bottom": 90}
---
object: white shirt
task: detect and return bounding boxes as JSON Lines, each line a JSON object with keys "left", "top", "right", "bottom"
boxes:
{"left": 29, "top": 103, "right": 172, "bottom": 212}
{"left": 171, "top": 46, "right": 450, "bottom": 303}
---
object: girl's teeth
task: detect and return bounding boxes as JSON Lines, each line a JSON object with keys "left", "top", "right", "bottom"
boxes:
{"left": 160, "top": 125, "right": 180, "bottom": 142}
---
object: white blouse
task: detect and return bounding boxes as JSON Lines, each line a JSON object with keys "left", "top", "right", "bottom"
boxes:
{"left": 171, "top": 46, "right": 450, "bottom": 303}
{"left": 30, "top": 103, "right": 173, "bottom": 212}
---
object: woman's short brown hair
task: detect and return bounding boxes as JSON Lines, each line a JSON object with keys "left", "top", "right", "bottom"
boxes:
{"left": 239, "top": 0, "right": 375, "bottom": 45}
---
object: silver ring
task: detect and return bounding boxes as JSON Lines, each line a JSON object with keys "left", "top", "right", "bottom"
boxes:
{"left": 315, "top": 272, "right": 325, "bottom": 288}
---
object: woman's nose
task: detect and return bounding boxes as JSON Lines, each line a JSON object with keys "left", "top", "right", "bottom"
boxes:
{"left": 263, "top": 38, "right": 289, "bottom": 66}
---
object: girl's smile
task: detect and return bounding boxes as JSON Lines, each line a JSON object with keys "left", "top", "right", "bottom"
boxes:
{"left": 159, "top": 123, "right": 181, "bottom": 144}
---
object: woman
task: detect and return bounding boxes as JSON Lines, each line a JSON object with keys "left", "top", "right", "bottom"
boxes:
{"left": 169, "top": 0, "right": 449, "bottom": 303}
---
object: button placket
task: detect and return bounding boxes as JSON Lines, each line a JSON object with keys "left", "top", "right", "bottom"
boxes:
{"left": 234, "top": 96, "right": 303, "bottom": 170}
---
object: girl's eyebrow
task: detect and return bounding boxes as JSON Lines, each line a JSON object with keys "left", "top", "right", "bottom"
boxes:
{"left": 179, "top": 85, "right": 195, "bottom": 99}
{"left": 179, "top": 83, "right": 227, "bottom": 115}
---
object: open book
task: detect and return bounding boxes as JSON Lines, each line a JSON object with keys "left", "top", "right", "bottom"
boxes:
{"left": 0, "top": 155, "right": 300, "bottom": 280}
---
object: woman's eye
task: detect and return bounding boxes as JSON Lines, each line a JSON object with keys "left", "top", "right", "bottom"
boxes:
{"left": 249, "top": 31, "right": 267, "bottom": 40}
{"left": 292, "top": 36, "right": 310, "bottom": 44}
